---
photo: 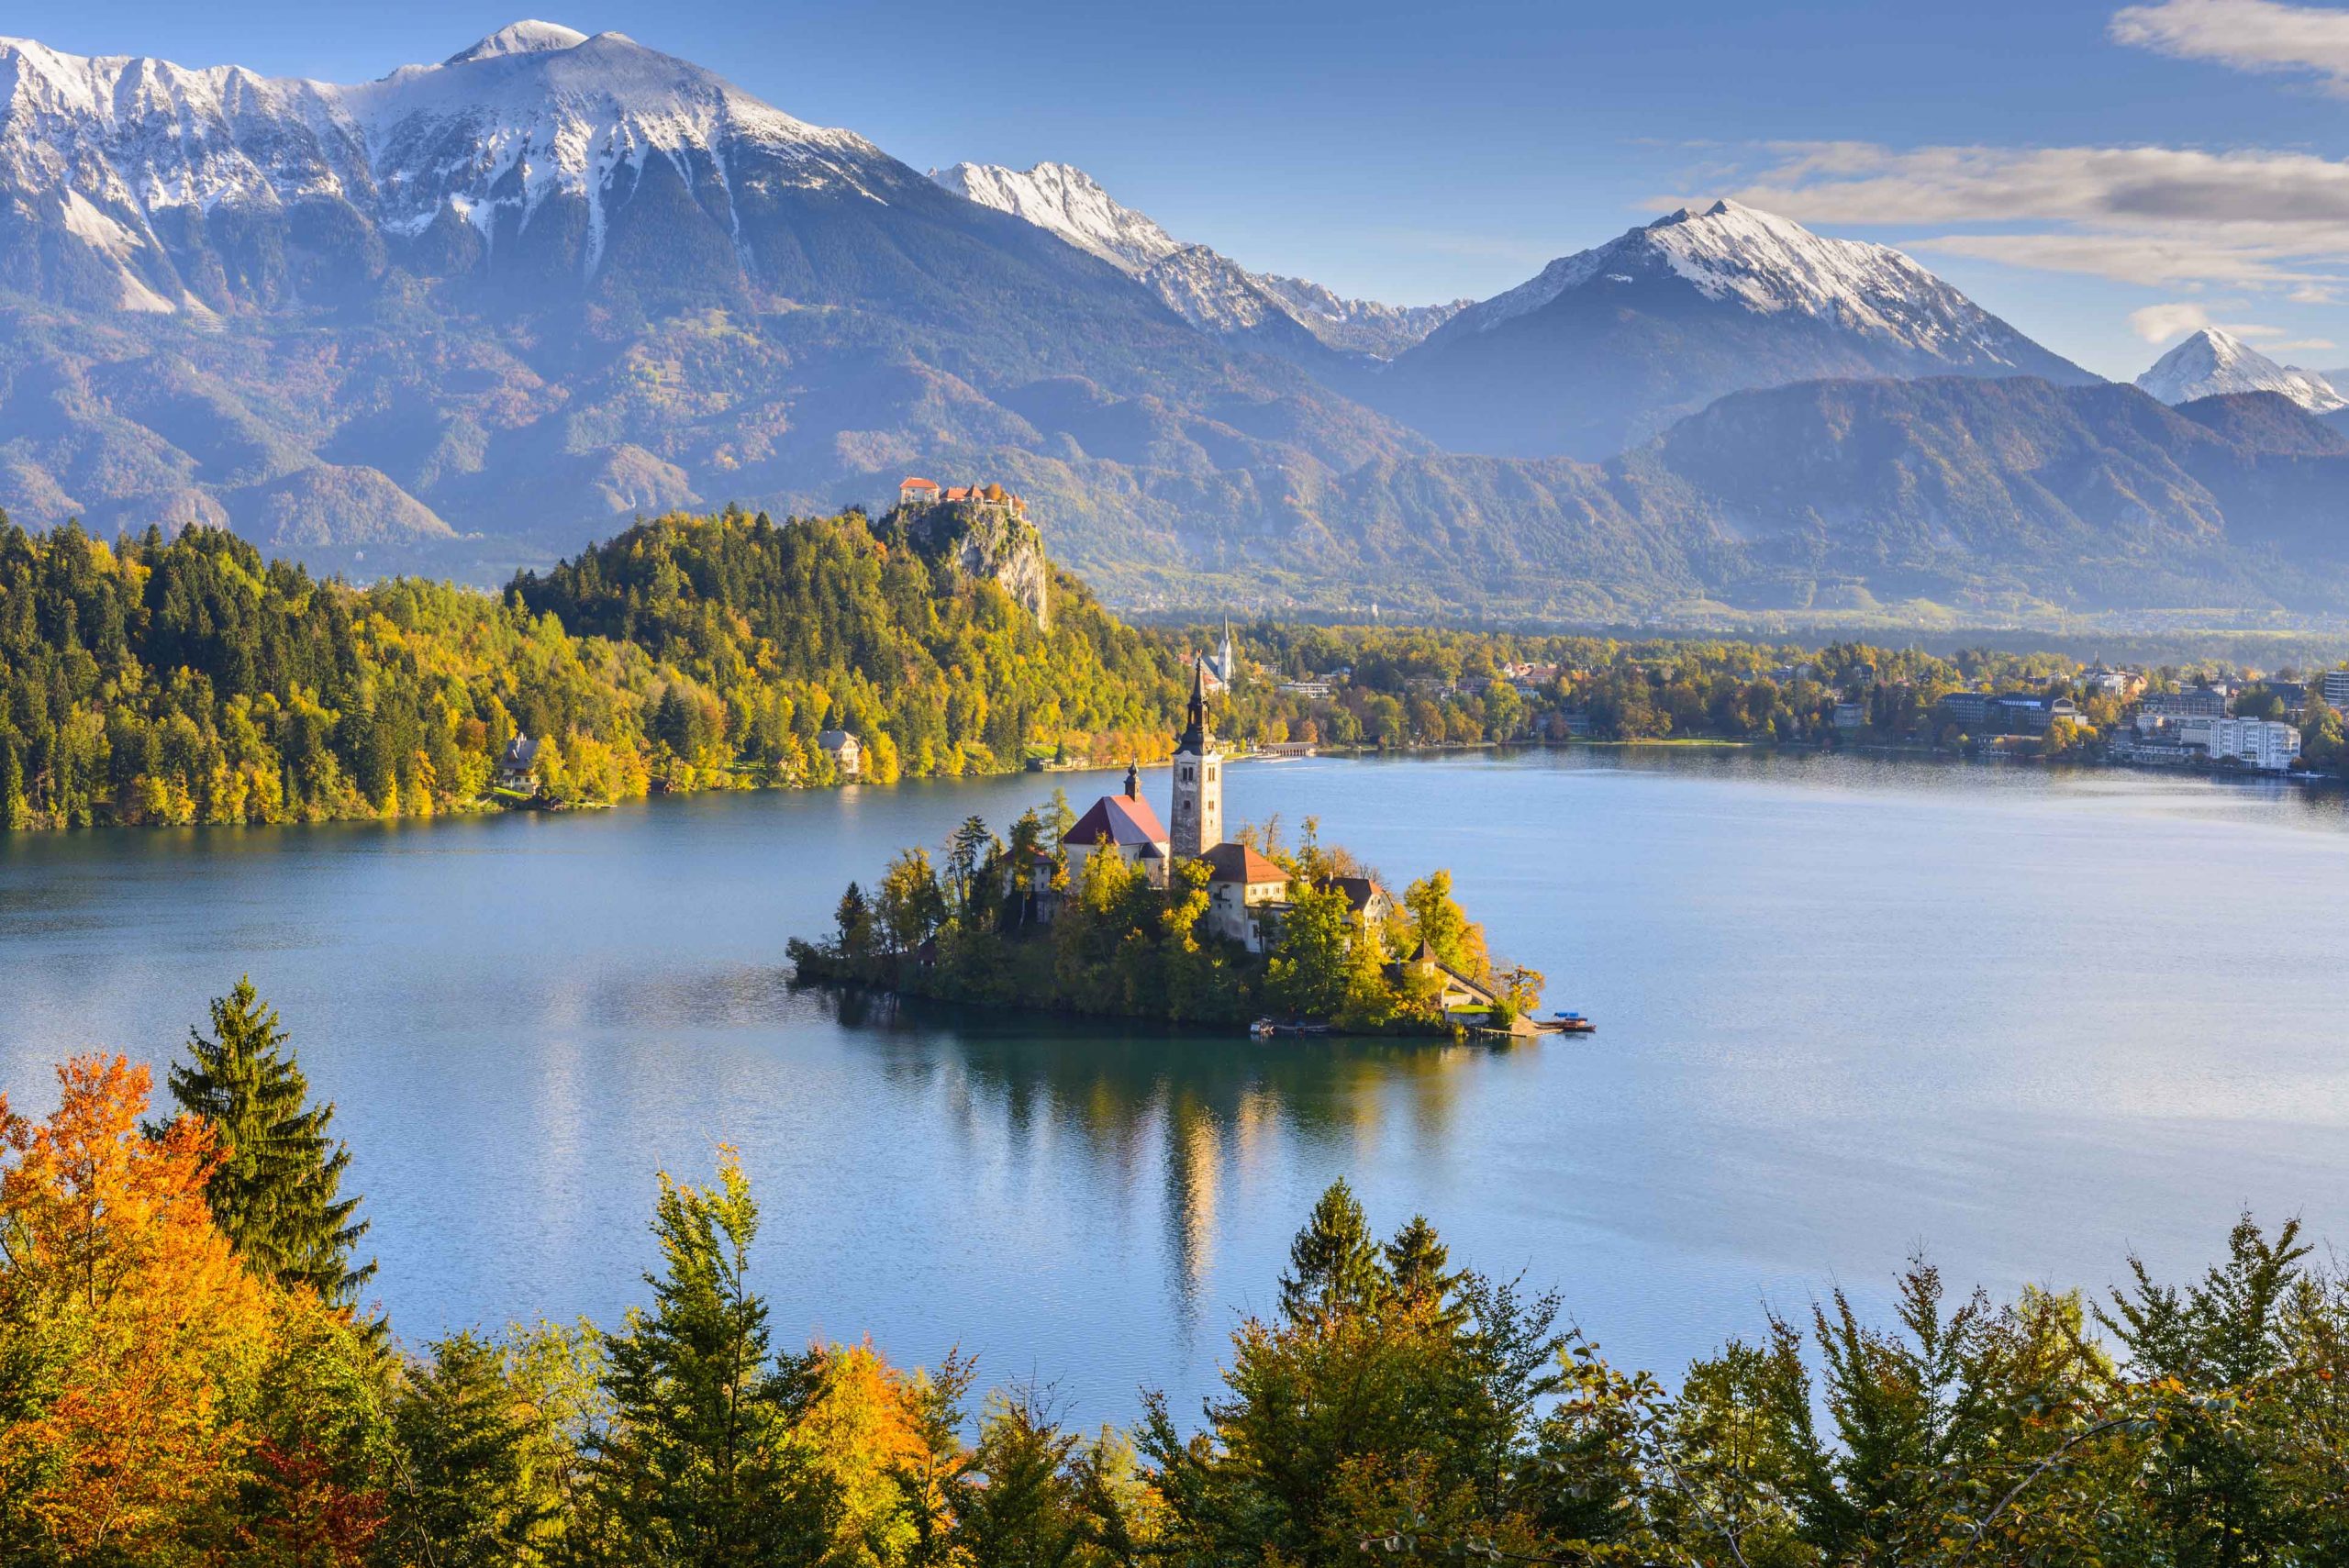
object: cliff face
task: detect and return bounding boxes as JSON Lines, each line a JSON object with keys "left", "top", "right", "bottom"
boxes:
{"left": 898, "top": 498, "right": 1052, "bottom": 628}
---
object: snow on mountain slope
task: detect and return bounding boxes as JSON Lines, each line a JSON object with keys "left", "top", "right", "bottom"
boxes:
{"left": 0, "top": 21, "right": 893, "bottom": 309}
{"left": 932, "top": 160, "right": 1464, "bottom": 358}
{"left": 1376, "top": 199, "right": 2096, "bottom": 461}
{"left": 930, "top": 161, "right": 1182, "bottom": 273}
{"left": 1441, "top": 200, "right": 2036, "bottom": 363}
{"left": 2136, "top": 328, "right": 2346, "bottom": 414}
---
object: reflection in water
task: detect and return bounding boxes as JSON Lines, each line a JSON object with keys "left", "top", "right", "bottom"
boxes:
{"left": 11, "top": 749, "right": 2349, "bottom": 1421}
{"left": 807, "top": 985, "right": 1488, "bottom": 1336}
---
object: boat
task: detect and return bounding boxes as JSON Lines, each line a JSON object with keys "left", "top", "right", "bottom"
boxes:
{"left": 1249, "top": 1018, "right": 1333, "bottom": 1040}
{"left": 1539, "top": 1011, "right": 1597, "bottom": 1034}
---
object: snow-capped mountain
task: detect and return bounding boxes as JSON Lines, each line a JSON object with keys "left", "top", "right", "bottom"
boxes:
{"left": 931, "top": 161, "right": 1465, "bottom": 360}
{"left": 1372, "top": 199, "right": 2098, "bottom": 459}
{"left": 0, "top": 21, "right": 1448, "bottom": 567}
{"left": 0, "top": 20, "right": 900, "bottom": 312}
{"left": 2135, "top": 328, "right": 2346, "bottom": 414}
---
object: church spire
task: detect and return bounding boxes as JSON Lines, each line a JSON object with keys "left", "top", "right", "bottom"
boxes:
{"left": 1175, "top": 657, "right": 1212, "bottom": 754}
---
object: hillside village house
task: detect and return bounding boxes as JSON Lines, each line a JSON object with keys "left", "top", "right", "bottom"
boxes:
{"left": 818, "top": 729, "right": 862, "bottom": 779}
{"left": 495, "top": 734, "right": 541, "bottom": 794}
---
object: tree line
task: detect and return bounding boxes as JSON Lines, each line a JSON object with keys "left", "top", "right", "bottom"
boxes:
{"left": 5, "top": 984, "right": 2348, "bottom": 1563}
{"left": 1209, "top": 624, "right": 2349, "bottom": 762}
{"left": 0, "top": 509, "right": 1189, "bottom": 830}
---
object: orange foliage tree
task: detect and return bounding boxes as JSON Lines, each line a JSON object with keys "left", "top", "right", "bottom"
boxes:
{"left": 0, "top": 1053, "right": 387, "bottom": 1564}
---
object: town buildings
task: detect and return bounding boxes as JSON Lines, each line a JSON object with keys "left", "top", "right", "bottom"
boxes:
{"left": 2207, "top": 717, "right": 2301, "bottom": 772}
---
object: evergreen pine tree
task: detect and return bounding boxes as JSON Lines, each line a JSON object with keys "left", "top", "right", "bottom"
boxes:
{"left": 1278, "top": 1178, "right": 1387, "bottom": 1324}
{"left": 1, "top": 732, "right": 22, "bottom": 830}
{"left": 1384, "top": 1214, "right": 1464, "bottom": 1318}
{"left": 591, "top": 1152, "right": 792, "bottom": 1565}
{"left": 388, "top": 1332, "right": 550, "bottom": 1567}
{"left": 166, "top": 977, "right": 374, "bottom": 1307}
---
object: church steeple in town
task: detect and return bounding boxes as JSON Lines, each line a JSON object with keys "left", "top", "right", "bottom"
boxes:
{"left": 1169, "top": 659, "right": 1222, "bottom": 859}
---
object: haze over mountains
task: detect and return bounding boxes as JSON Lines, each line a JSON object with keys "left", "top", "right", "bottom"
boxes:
{"left": 2, "top": 19, "right": 2346, "bottom": 624}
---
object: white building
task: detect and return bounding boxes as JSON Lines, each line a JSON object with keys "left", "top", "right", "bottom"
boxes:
{"left": 2207, "top": 717, "right": 2300, "bottom": 772}
{"left": 817, "top": 729, "right": 862, "bottom": 779}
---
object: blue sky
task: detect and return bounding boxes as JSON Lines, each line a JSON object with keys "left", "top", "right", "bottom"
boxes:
{"left": 13, "top": 0, "right": 2349, "bottom": 379}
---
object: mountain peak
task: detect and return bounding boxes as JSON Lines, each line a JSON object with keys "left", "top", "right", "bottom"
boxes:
{"left": 2137, "top": 328, "right": 2344, "bottom": 413}
{"left": 444, "top": 20, "right": 590, "bottom": 65}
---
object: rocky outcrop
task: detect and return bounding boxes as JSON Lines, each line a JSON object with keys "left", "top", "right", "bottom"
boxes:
{"left": 896, "top": 491, "right": 1051, "bottom": 628}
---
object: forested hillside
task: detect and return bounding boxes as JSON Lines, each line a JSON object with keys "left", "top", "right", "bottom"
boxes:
{"left": 0, "top": 509, "right": 1187, "bottom": 830}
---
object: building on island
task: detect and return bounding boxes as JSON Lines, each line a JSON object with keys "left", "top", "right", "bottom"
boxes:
{"left": 1390, "top": 940, "right": 1500, "bottom": 1017}
{"left": 1169, "top": 664, "right": 1224, "bottom": 861}
{"left": 1036, "top": 662, "right": 1306, "bottom": 955}
{"left": 1321, "top": 875, "right": 1393, "bottom": 929}
{"left": 1059, "top": 764, "right": 1172, "bottom": 889}
{"left": 496, "top": 734, "right": 541, "bottom": 794}
{"left": 1201, "top": 843, "right": 1290, "bottom": 952}
{"left": 818, "top": 729, "right": 863, "bottom": 780}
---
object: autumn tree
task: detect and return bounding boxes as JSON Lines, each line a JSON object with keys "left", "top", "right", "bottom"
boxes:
{"left": 164, "top": 977, "right": 374, "bottom": 1309}
{"left": 1404, "top": 870, "right": 1489, "bottom": 979}
{"left": 0, "top": 1056, "right": 275, "bottom": 1560}
{"left": 1265, "top": 883, "right": 1354, "bottom": 1021}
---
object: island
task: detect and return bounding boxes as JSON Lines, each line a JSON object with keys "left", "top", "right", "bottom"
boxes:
{"left": 787, "top": 664, "right": 1548, "bottom": 1035}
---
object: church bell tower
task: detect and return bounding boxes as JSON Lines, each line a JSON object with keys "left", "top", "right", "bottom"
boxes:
{"left": 1169, "top": 660, "right": 1222, "bottom": 860}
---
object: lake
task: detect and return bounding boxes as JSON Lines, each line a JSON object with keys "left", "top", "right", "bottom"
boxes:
{"left": 6, "top": 747, "right": 2349, "bottom": 1425}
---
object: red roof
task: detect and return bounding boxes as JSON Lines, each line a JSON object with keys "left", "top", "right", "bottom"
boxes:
{"left": 1202, "top": 842, "right": 1288, "bottom": 885}
{"left": 1062, "top": 792, "right": 1169, "bottom": 851}
{"left": 900, "top": 476, "right": 941, "bottom": 493}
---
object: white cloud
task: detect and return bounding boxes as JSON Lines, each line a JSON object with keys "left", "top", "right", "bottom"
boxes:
{"left": 2266, "top": 336, "right": 2339, "bottom": 350}
{"left": 2129, "top": 302, "right": 2213, "bottom": 339}
{"left": 2112, "top": 0, "right": 2349, "bottom": 89}
{"left": 1684, "top": 140, "right": 2349, "bottom": 291}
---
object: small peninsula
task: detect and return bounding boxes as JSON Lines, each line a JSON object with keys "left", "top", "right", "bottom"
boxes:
{"left": 787, "top": 665, "right": 1546, "bottom": 1034}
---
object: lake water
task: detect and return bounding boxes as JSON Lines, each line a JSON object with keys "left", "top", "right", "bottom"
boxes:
{"left": 6, "top": 748, "right": 2349, "bottom": 1424}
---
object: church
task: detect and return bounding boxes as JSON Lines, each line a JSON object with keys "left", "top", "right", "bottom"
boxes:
{"left": 1047, "top": 662, "right": 1292, "bottom": 952}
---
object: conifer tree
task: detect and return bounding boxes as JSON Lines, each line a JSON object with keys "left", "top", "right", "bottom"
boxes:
{"left": 1384, "top": 1214, "right": 1464, "bottom": 1318}
{"left": 388, "top": 1332, "right": 550, "bottom": 1567}
{"left": 1278, "top": 1178, "right": 1387, "bottom": 1324}
{"left": 590, "top": 1151, "right": 793, "bottom": 1565}
{"left": 165, "top": 977, "right": 373, "bottom": 1307}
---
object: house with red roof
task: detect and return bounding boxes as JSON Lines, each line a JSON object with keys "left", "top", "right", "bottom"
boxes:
{"left": 1058, "top": 763, "right": 1171, "bottom": 889}
{"left": 1200, "top": 841, "right": 1290, "bottom": 952}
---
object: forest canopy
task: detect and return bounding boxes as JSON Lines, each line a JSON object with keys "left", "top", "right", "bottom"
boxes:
{"left": 0, "top": 509, "right": 1189, "bottom": 829}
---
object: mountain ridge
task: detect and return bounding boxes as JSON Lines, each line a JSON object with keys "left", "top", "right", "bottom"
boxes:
{"left": 931, "top": 160, "right": 1468, "bottom": 361}
{"left": 1366, "top": 200, "right": 2100, "bottom": 461}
